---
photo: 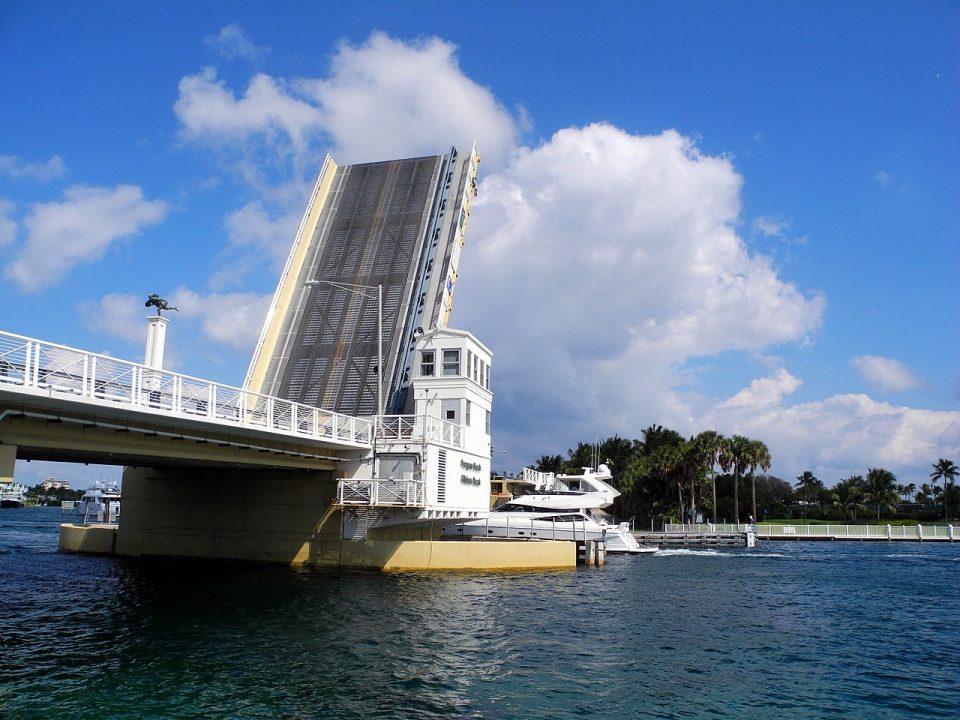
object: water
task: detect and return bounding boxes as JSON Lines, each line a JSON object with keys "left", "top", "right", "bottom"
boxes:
{"left": 2, "top": 508, "right": 958, "bottom": 719}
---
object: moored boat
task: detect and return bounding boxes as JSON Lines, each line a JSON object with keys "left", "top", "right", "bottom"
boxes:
{"left": 77, "top": 480, "right": 121, "bottom": 522}
{"left": 0, "top": 481, "right": 27, "bottom": 509}
{"left": 450, "top": 464, "right": 656, "bottom": 554}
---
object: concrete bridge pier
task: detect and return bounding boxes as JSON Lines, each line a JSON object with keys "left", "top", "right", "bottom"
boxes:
{"left": 0, "top": 443, "right": 14, "bottom": 483}
{"left": 114, "top": 466, "right": 346, "bottom": 566}
{"left": 61, "top": 464, "right": 575, "bottom": 571}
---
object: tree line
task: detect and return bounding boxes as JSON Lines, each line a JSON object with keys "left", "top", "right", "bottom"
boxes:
{"left": 523, "top": 428, "right": 959, "bottom": 527}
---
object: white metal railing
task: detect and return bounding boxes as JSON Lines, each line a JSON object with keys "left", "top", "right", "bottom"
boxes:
{"left": 337, "top": 478, "right": 425, "bottom": 507}
{"left": 0, "top": 330, "right": 373, "bottom": 448}
{"left": 522, "top": 467, "right": 553, "bottom": 487}
{"left": 376, "top": 414, "right": 464, "bottom": 448}
{"left": 666, "top": 522, "right": 957, "bottom": 541}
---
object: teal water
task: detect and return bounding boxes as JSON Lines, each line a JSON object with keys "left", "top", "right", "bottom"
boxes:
{"left": 1, "top": 508, "right": 958, "bottom": 719}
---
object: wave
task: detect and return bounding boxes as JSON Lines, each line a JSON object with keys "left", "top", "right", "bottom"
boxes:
{"left": 654, "top": 548, "right": 784, "bottom": 558}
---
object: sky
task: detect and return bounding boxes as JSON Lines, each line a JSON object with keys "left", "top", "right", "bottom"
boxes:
{"left": 1, "top": 1, "right": 957, "bottom": 490}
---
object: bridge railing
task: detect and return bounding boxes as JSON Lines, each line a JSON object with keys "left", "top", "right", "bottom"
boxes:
{"left": 666, "top": 522, "right": 956, "bottom": 541}
{"left": 337, "top": 478, "right": 425, "bottom": 507}
{"left": 376, "top": 415, "right": 464, "bottom": 449}
{"left": 0, "top": 330, "right": 372, "bottom": 447}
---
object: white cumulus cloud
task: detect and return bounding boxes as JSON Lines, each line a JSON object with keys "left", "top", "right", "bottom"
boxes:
{"left": 851, "top": 355, "right": 922, "bottom": 393}
{"left": 717, "top": 368, "right": 803, "bottom": 410}
{"left": 210, "top": 201, "right": 302, "bottom": 289}
{"left": 299, "top": 32, "right": 519, "bottom": 168}
{"left": 80, "top": 293, "right": 150, "bottom": 343}
{"left": 0, "top": 199, "right": 17, "bottom": 247}
{"left": 204, "top": 24, "right": 270, "bottom": 63}
{"left": 5, "top": 185, "right": 167, "bottom": 291}
{"left": 456, "top": 122, "right": 825, "bottom": 447}
{"left": 706, "top": 392, "right": 960, "bottom": 484}
{"left": 169, "top": 288, "right": 271, "bottom": 353}
{"left": 0, "top": 154, "right": 66, "bottom": 182}
{"left": 174, "top": 67, "right": 322, "bottom": 151}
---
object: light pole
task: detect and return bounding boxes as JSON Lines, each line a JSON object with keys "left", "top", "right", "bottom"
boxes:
{"left": 304, "top": 279, "right": 383, "bottom": 416}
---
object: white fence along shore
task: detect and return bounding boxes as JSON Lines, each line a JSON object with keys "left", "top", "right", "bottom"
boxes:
{"left": 666, "top": 523, "right": 957, "bottom": 541}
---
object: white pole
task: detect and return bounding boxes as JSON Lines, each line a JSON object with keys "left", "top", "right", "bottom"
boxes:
{"left": 377, "top": 283, "right": 383, "bottom": 416}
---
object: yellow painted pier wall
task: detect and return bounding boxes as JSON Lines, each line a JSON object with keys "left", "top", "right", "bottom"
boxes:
{"left": 59, "top": 467, "right": 575, "bottom": 571}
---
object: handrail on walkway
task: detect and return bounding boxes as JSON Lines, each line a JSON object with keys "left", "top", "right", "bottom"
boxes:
{"left": 0, "top": 330, "right": 372, "bottom": 448}
{"left": 376, "top": 414, "right": 464, "bottom": 449}
{"left": 337, "top": 478, "right": 425, "bottom": 507}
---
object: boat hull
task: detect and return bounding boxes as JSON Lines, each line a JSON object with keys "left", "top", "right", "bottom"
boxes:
{"left": 443, "top": 513, "right": 654, "bottom": 554}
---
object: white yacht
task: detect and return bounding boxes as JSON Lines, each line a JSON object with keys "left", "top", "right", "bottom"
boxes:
{"left": 0, "top": 481, "right": 27, "bottom": 509}
{"left": 77, "top": 480, "right": 121, "bottom": 522}
{"left": 448, "top": 465, "right": 656, "bottom": 554}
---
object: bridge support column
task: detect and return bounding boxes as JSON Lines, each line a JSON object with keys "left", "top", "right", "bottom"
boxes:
{"left": 115, "top": 465, "right": 342, "bottom": 564}
{"left": 0, "top": 444, "right": 15, "bottom": 484}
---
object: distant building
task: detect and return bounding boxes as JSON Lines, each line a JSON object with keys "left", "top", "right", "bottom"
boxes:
{"left": 245, "top": 145, "right": 480, "bottom": 417}
{"left": 40, "top": 477, "right": 71, "bottom": 491}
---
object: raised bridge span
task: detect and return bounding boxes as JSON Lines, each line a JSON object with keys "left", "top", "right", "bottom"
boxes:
{"left": 0, "top": 330, "right": 373, "bottom": 480}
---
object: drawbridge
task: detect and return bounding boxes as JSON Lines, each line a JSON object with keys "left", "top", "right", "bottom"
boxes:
{"left": 245, "top": 144, "right": 480, "bottom": 416}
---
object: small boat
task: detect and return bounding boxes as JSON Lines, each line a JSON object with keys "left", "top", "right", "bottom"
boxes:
{"left": 0, "top": 481, "right": 27, "bottom": 509}
{"left": 77, "top": 480, "right": 121, "bottom": 522}
{"left": 451, "top": 464, "right": 656, "bottom": 554}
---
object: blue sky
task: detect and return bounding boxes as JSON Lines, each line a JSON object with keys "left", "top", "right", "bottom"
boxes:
{"left": 1, "top": 1, "right": 957, "bottom": 490}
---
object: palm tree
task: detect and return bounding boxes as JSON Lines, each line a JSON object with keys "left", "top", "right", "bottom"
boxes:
{"left": 721, "top": 435, "right": 751, "bottom": 524}
{"left": 747, "top": 439, "right": 771, "bottom": 523}
{"left": 597, "top": 435, "right": 637, "bottom": 488}
{"left": 693, "top": 431, "right": 724, "bottom": 524}
{"left": 794, "top": 470, "right": 819, "bottom": 518}
{"left": 535, "top": 454, "right": 564, "bottom": 474}
{"left": 930, "top": 459, "right": 958, "bottom": 521}
{"left": 902, "top": 483, "right": 916, "bottom": 503}
{"left": 832, "top": 475, "right": 865, "bottom": 521}
{"left": 865, "top": 468, "right": 899, "bottom": 521}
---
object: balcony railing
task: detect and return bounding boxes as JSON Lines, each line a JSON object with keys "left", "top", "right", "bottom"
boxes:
{"left": 337, "top": 478, "right": 425, "bottom": 507}
{"left": 0, "top": 330, "right": 372, "bottom": 448}
{"left": 376, "top": 414, "right": 463, "bottom": 448}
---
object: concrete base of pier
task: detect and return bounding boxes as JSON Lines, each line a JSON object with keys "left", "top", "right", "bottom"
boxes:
{"left": 59, "top": 466, "right": 576, "bottom": 570}
{"left": 59, "top": 523, "right": 117, "bottom": 554}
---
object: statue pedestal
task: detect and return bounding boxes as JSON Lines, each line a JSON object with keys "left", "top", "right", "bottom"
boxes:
{"left": 144, "top": 316, "right": 168, "bottom": 370}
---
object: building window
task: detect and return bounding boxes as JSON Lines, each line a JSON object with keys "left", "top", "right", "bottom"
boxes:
{"left": 485, "top": 364, "right": 491, "bottom": 390}
{"left": 421, "top": 350, "right": 435, "bottom": 377}
{"left": 442, "top": 349, "right": 460, "bottom": 376}
{"left": 485, "top": 410, "right": 491, "bottom": 435}
{"left": 465, "top": 399, "right": 472, "bottom": 427}
{"left": 441, "top": 399, "right": 458, "bottom": 423}
{"left": 473, "top": 354, "right": 479, "bottom": 382}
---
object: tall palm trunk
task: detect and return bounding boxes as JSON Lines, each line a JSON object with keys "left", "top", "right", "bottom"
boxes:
{"left": 711, "top": 470, "right": 717, "bottom": 524}
{"left": 689, "top": 473, "right": 696, "bottom": 524}
{"left": 733, "top": 469, "right": 740, "bottom": 525}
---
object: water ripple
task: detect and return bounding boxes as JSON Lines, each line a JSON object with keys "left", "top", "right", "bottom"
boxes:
{"left": 2, "top": 510, "right": 959, "bottom": 718}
